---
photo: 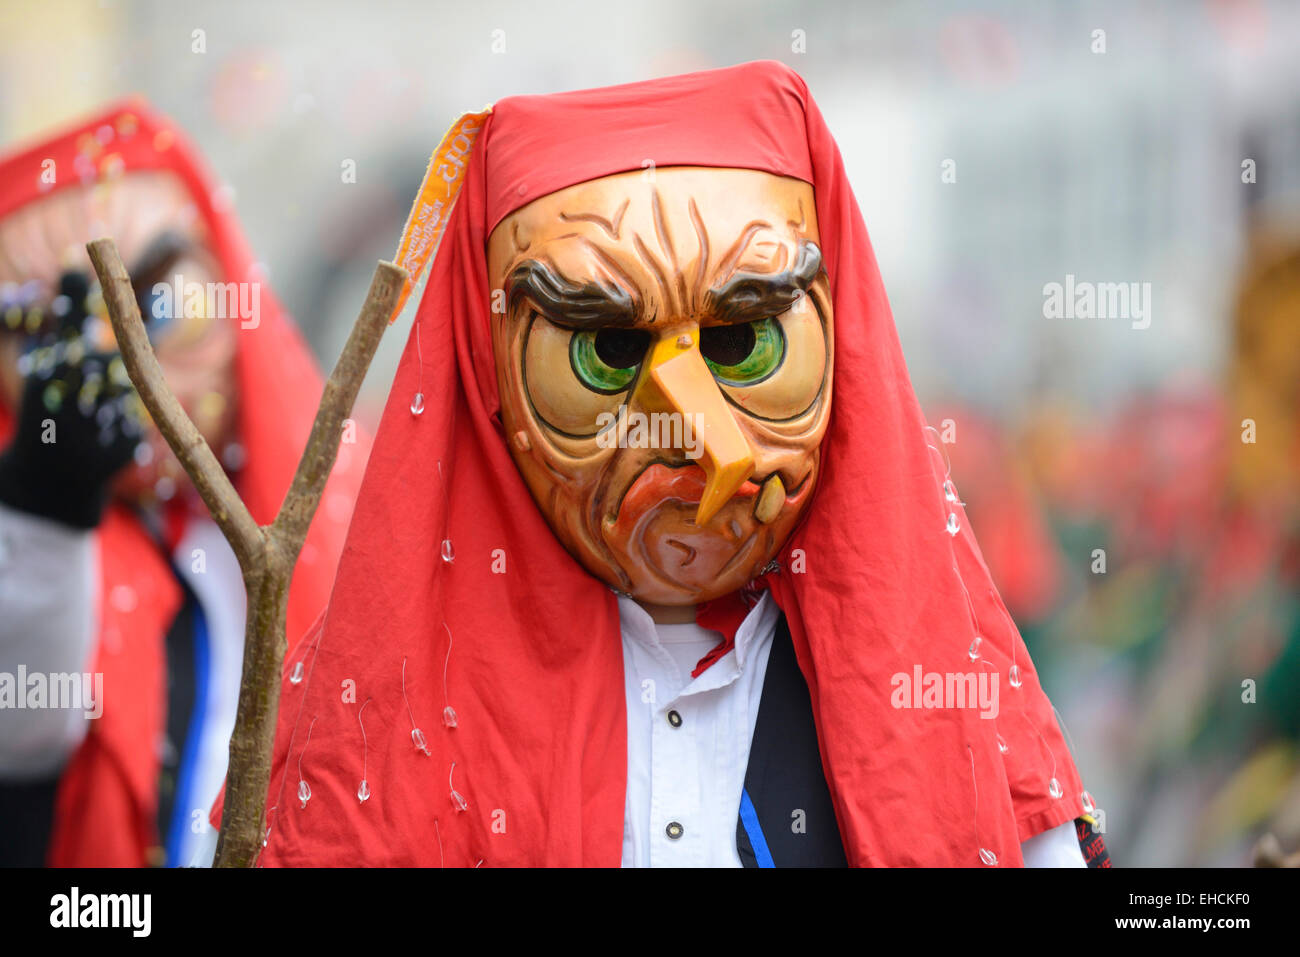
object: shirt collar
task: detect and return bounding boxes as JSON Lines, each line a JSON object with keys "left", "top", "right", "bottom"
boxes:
{"left": 617, "top": 590, "right": 778, "bottom": 698}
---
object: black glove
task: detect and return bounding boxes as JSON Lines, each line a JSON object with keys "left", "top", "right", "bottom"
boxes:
{"left": 0, "top": 271, "right": 142, "bottom": 529}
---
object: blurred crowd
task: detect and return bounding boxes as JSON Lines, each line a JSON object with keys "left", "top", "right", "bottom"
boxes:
{"left": 946, "top": 223, "right": 1300, "bottom": 865}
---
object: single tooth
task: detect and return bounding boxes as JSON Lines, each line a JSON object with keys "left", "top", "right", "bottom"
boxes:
{"left": 754, "top": 474, "right": 785, "bottom": 525}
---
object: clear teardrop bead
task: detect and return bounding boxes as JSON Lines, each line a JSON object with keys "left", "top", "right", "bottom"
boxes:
{"left": 1081, "top": 789, "right": 1096, "bottom": 814}
{"left": 1008, "top": 664, "right": 1023, "bottom": 688}
{"left": 410, "top": 392, "right": 425, "bottom": 416}
{"left": 289, "top": 660, "right": 304, "bottom": 685}
{"left": 442, "top": 705, "right": 458, "bottom": 728}
{"left": 450, "top": 789, "right": 469, "bottom": 812}
{"left": 1048, "top": 777, "right": 1063, "bottom": 799}
{"left": 945, "top": 513, "right": 960, "bottom": 536}
{"left": 968, "top": 635, "right": 982, "bottom": 661}
{"left": 996, "top": 734, "right": 1009, "bottom": 754}
{"left": 944, "top": 479, "right": 959, "bottom": 502}
{"left": 979, "top": 847, "right": 998, "bottom": 866}
{"left": 411, "top": 727, "right": 430, "bottom": 755}
{"left": 357, "top": 779, "right": 370, "bottom": 803}
{"left": 441, "top": 539, "right": 455, "bottom": 563}
{"left": 297, "top": 779, "right": 311, "bottom": 808}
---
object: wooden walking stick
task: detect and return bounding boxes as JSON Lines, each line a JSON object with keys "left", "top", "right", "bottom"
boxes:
{"left": 86, "top": 238, "right": 406, "bottom": 867}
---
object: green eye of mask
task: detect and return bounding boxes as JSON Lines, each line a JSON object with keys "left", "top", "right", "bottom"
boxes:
{"left": 700, "top": 316, "right": 785, "bottom": 385}
{"left": 570, "top": 327, "right": 650, "bottom": 393}
{"left": 570, "top": 317, "right": 785, "bottom": 394}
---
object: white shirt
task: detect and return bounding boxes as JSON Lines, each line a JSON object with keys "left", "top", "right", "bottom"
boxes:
{"left": 0, "top": 503, "right": 97, "bottom": 778}
{"left": 619, "top": 591, "right": 778, "bottom": 867}
{"left": 617, "top": 590, "right": 1086, "bottom": 868}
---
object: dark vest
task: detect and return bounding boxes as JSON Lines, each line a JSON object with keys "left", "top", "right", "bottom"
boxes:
{"left": 736, "top": 613, "right": 1109, "bottom": 868}
{"left": 736, "top": 613, "right": 848, "bottom": 867}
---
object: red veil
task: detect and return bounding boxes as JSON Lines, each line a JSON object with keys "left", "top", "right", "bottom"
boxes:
{"left": 258, "top": 61, "right": 1085, "bottom": 867}
{"left": 0, "top": 100, "right": 368, "bottom": 866}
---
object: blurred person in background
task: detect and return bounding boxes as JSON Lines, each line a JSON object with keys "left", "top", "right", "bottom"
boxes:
{"left": 0, "top": 99, "right": 368, "bottom": 867}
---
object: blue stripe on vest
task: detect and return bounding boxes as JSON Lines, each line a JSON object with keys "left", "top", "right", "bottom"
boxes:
{"left": 165, "top": 597, "right": 210, "bottom": 867}
{"left": 739, "top": 788, "right": 775, "bottom": 868}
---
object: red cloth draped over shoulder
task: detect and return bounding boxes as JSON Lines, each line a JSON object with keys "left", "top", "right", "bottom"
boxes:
{"left": 0, "top": 98, "right": 369, "bottom": 866}
{"left": 257, "top": 60, "right": 1084, "bottom": 867}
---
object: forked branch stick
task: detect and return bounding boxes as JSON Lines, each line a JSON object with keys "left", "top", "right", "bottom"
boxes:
{"left": 87, "top": 238, "right": 407, "bottom": 868}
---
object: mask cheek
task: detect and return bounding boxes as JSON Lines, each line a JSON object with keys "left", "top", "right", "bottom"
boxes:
{"left": 732, "top": 377, "right": 831, "bottom": 532}
{"left": 494, "top": 314, "right": 624, "bottom": 553}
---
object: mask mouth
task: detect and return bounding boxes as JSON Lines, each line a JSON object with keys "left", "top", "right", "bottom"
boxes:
{"left": 608, "top": 461, "right": 761, "bottom": 534}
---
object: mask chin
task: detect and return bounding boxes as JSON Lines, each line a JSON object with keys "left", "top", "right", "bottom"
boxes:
{"left": 593, "top": 496, "right": 779, "bottom": 605}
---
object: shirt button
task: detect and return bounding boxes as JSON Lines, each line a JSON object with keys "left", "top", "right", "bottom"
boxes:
{"left": 665, "top": 821, "right": 684, "bottom": 840}
{"left": 667, "top": 710, "right": 682, "bottom": 728}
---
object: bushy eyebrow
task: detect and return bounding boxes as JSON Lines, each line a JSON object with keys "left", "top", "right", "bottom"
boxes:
{"left": 704, "top": 239, "right": 823, "bottom": 325}
{"left": 506, "top": 259, "right": 638, "bottom": 329}
{"left": 505, "top": 238, "right": 822, "bottom": 329}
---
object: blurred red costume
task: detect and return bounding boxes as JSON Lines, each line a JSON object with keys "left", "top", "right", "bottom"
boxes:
{"left": 0, "top": 100, "right": 367, "bottom": 866}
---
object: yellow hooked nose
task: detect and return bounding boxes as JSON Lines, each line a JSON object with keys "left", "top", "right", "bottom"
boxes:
{"left": 634, "top": 328, "right": 754, "bottom": 526}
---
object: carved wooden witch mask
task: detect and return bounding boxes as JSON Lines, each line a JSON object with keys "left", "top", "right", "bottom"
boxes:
{"left": 488, "top": 166, "right": 833, "bottom": 604}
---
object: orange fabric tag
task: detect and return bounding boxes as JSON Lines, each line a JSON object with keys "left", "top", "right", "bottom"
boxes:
{"left": 389, "top": 107, "right": 492, "bottom": 321}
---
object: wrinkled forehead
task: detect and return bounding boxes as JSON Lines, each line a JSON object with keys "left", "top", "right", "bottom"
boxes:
{"left": 486, "top": 166, "right": 819, "bottom": 321}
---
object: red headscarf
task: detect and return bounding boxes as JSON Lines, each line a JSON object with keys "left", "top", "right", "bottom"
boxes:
{"left": 0, "top": 99, "right": 369, "bottom": 866}
{"left": 258, "top": 60, "right": 1085, "bottom": 867}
